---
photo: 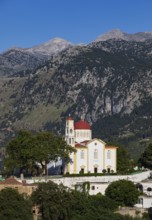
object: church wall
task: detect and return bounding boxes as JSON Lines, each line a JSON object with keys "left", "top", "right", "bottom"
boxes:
{"left": 105, "top": 148, "right": 117, "bottom": 172}
{"left": 87, "top": 140, "right": 104, "bottom": 173}
{"left": 76, "top": 148, "right": 87, "bottom": 173}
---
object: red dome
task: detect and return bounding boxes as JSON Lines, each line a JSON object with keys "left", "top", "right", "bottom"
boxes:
{"left": 74, "top": 120, "right": 91, "bottom": 130}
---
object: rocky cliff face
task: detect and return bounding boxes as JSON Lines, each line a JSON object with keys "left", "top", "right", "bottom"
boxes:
{"left": 0, "top": 33, "right": 152, "bottom": 158}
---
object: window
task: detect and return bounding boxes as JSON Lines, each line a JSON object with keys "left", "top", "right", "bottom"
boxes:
{"left": 69, "top": 138, "right": 72, "bottom": 144}
{"left": 91, "top": 186, "right": 95, "bottom": 190}
{"left": 138, "top": 198, "right": 143, "bottom": 205}
{"left": 107, "top": 150, "right": 111, "bottom": 159}
{"left": 70, "top": 129, "right": 73, "bottom": 134}
{"left": 81, "top": 150, "right": 85, "bottom": 159}
{"left": 94, "top": 149, "right": 98, "bottom": 159}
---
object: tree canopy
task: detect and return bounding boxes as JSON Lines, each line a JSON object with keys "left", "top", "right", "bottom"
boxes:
{"left": 138, "top": 143, "right": 152, "bottom": 169}
{"left": 31, "top": 181, "right": 141, "bottom": 220}
{"left": 0, "top": 188, "right": 33, "bottom": 220}
{"left": 108, "top": 140, "right": 134, "bottom": 174}
{"left": 32, "top": 181, "right": 74, "bottom": 220}
{"left": 105, "top": 179, "right": 140, "bottom": 207}
{"left": 4, "top": 130, "right": 75, "bottom": 176}
{"left": 117, "top": 145, "right": 133, "bottom": 174}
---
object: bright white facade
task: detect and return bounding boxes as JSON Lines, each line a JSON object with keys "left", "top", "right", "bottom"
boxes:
{"left": 65, "top": 116, "right": 117, "bottom": 174}
{"left": 135, "top": 180, "right": 152, "bottom": 208}
{"left": 136, "top": 196, "right": 152, "bottom": 209}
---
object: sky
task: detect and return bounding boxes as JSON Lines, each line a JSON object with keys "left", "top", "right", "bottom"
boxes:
{"left": 0, "top": 0, "right": 152, "bottom": 52}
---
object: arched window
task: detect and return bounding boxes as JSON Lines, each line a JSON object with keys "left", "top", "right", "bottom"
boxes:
{"left": 94, "top": 149, "right": 98, "bottom": 159}
{"left": 81, "top": 150, "right": 85, "bottom": 159}
{"left": 107, "top": 150, "right": 111, "bottom": 159}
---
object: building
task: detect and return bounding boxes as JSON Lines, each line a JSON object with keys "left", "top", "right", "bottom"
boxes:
{"left": 0, "top": 177, "right": 37, "bottom": 196}
{"left": 135, "top": 179, "right": 152, "bottom": 208}
{"left": 136, "top": 195, "right": 152, "bottom": 209}
{"left": 65, "top": 116, "right": 117, "bottom": 174}
{"left": 0, "top": 177, "right": 40, "bottom": 219}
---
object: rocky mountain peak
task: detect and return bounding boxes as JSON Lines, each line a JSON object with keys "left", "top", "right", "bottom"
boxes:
{"left": 95, "top": 29, "right": 152, "bottom": 42}
{"left": 0, "top": 37, "right": 74, "bottom": 76}
{"left": 25, "top": 37, "right": 73, "bottom": 57}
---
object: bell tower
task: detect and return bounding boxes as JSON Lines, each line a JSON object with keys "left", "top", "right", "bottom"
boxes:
{"left": 65, "top": 116, "right": 75, "bottom": 147}
{"left": 65, "top": 115, "right": 75, "bottom": 174}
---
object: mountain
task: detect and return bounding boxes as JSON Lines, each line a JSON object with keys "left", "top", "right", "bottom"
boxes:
{"left": 24, "top": 38, "right": 73, "bottom": 56}
{"left": 0, "top": 32, "right": 152, "bottom": 159}
{"left": 0, "top": 38, "right": 72, "bottom": 76}
{"left": 95, "top": 29, "right": 152, "bottom": 42}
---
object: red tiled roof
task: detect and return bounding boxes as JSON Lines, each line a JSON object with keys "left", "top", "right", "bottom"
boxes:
{"left": 105, "top": 145, "right": 118, "bottom": 149}
{"left": 80, "top": 140, "right": 90, "bottom": 144}
{"left": 0, "top": 177, "right": 37, "bottom": 186}
{"left": 0, "top": 177, "right": 22, "bottom": 185}
{"left": 75, "top": 140, "right": 89, "bottom": 148}
{"left": 74, "top": 120, "right": 91, "bottom": 130}
{"left": 67, "top": 116, "right": 73, "bottom": 121}
{"left": 75, "top": 143, "right": 87, "bottom": 148}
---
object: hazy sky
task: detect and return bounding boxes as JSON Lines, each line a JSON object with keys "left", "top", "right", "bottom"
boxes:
{"left": 0, "top": 0, "right": 152, "bottom": 52}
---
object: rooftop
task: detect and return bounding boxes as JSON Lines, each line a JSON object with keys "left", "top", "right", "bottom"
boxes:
{"left": 74, "top": 119, "right": 91, "bottom": 130}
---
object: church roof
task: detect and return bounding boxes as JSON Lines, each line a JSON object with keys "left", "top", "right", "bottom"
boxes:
{"left": 105, "top": 145, "right": 118, "bottom": 149}
{"left": 80, "top": 140, "right": 90, "bottom": 144}
{"left": 75, "top": 140, "right": 89, "bottom": 148}
{"left": 75, "top": 143, "right": 87, "bottom": 148}
{"left": 66, "top": 116, "right": 73, "bottom": 120}
{"left": 74, "top": 120, "right": 91, "bottom": 130}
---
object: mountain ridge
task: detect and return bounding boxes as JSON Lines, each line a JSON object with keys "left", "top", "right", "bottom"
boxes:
{"left": 0, "top": 32, "right": 152, "bottom": 159}
{"left": 0, "top": 38, "right": 73, "bottom": 77}
{"left": 95, "top": 29, "right": 152, "bottom": 42}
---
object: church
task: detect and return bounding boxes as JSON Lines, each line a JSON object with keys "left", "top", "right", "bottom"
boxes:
{"left": 65, "top": 116, "right": 117, "bottom": 174}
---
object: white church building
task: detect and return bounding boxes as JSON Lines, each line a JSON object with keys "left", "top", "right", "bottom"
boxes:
{"left": 65, "top": 116, "right": 117, "bottom": 174}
